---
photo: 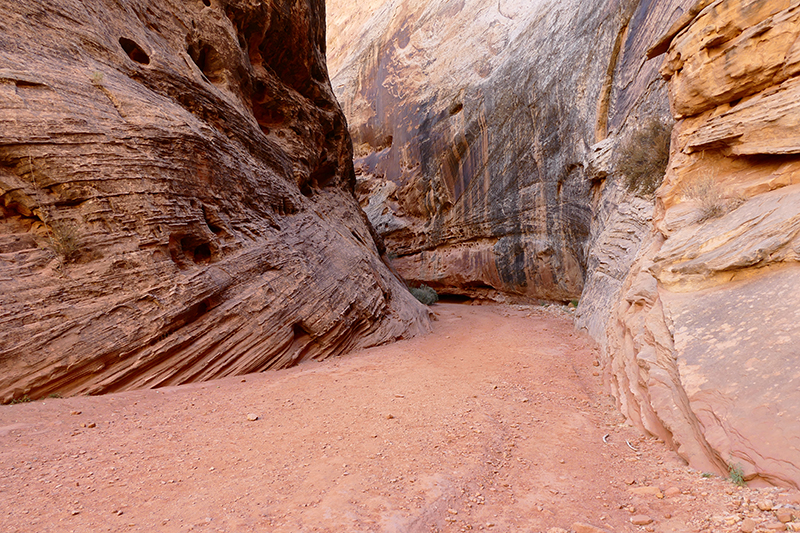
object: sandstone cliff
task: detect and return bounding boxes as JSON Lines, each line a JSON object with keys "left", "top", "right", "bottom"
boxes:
{"left": 328, "top": 0, "right": 648, "bottom": 302}
{"left": 605, "top": 0, "right": 800, "bottom": 488}
{"left": 330, "top": 0, "right": 800, "bottom": 489}
{"left": 0, "top": 0, "right": 430, "bottom": 402}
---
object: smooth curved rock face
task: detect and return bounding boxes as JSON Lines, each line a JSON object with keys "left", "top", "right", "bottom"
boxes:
{"left": 607, "top": 0, "right": 800, "bottom": 488}
{"left": 0, "top": 0, "right": 431, "bottom": 402}
{"left": 328, "top": 0, "right": 650, "bottom": 302}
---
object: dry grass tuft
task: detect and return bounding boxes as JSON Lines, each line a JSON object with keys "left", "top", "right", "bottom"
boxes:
{"left": 618, "top": 119, "right": 672, "bottom": 197}
{"left": 680, "top": 174, "right": 745, "bottom": 221}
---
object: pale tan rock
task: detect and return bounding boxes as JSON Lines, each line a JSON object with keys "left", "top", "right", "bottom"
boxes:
{"left": 0, "top": 0, "right": 430, "bottom": 402}
{"left": 629, "top": 486, "right": 664, "bottom": 498}
{"left": 605, "top": 0, "right": 800, "bottom": 492}
{"left": 685, "top": 76, "right": 800, "bottom": 157}
{"left": 741, "top": 517, "right": 756, "bottom": 533}
{"left": 777, "top": 508, "right": 795, "bottom": 523}
{"left": 631, "top": 514, "right": 654, "bottom": 525}
{"left": 661, "top": 0, "right": 800, "bottom": 118}
{"left": 760, "top": 501, "right": 776, "bottom": 511}
{"left": 572, "top": 522, "right": 612, "bottom": 533}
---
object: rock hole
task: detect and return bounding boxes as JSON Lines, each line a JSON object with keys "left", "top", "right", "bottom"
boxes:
{"left": 188, "top": 42, "right": 224, "bottom": 84}
{"left": 251, "top": 82, "right": 286, "bottom": 130}
{"left": 309, "top": 161, "right": 337, "bottom": 189}
{"left": 14, "top": 79, "right": 45, "bottom": 88}
{"left": 449, "top": 102, "right": 464, "bottom": 116}
{"left": 119, "top": 37, "right": 150, "bottom": 65}
{"left": 192, "top": 242, "right": 212, "bottom": 264}
{"left": 729, "top": 98, "right": 742, "bottom": 108}
{"left": 202, "top": 0, "right": 210, "bottom": 5}
{"left": 205, "top": 219, "right": 223, "bottom": 234}
{"left": 202, "top": 205, "right": 227, "bottom": 236}
{"left": 438, "top": 294, "right": 473, "bottom": 304}
{"left": 168, "top": 233, "right": 216, "bottom": 267}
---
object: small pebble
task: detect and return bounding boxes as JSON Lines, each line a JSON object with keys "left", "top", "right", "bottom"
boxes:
{"left": 759, "top": 500, "right": 775, "bottom": 511}
{"left": 246, "top": 414, "right": 259, "bottom": 421}
{"left": 777, "top": 508, "right": 795, "bottom": 523}
{"left": 630, "top": 515, "right": 653, "bottom": 526}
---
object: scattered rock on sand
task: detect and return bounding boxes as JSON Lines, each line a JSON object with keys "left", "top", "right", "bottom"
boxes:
{"left": 572, "top": 522, "right": 612, "bottom": 533}
{"left": 631, "top": 514, "right": 653, "bottom": 526}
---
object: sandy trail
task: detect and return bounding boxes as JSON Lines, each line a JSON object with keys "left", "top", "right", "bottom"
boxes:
{"left": 0, "top": 303, "right": 794, "bottom": 532}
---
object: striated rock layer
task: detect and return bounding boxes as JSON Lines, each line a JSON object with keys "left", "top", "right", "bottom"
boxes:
{"left": 0, "top": 0, "right": 430, "bottom": 402}
{"left": 606, "top": 0, "right": 800, "bottom": 488}
{"left": 328, "top": 0, "right": 644, "bottom": 302}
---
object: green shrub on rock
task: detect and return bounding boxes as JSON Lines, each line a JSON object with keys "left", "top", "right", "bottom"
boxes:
{"left": 410, "top": 284, "right": 439, "bottom": 306}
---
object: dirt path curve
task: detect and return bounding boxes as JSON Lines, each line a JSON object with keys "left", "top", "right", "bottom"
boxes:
{"left": 1, "top": 303, "right": 796, "bottom": 533}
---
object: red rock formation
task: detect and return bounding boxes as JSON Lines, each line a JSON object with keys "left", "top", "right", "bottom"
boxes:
{"left": 607, "top": 0, "right": 800, "bottom": 488}
{"left": 329, "top": 0, "right": 800, "bottom": 489}
{"left": 0, "top": 0, "right": 430, "bottom": 402}
{"left": 328, "top": 0, "right": 640, "bottom": 302}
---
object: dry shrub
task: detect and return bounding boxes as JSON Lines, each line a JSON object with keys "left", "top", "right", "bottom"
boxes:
{"left": 618, "top": 119, "right": 672, "bottom": 197}
{"left": 49, "top": 221, "right": 80, "bottom": 261}
{"left": 680, "top": 174, "right": 743, "bottom": 221}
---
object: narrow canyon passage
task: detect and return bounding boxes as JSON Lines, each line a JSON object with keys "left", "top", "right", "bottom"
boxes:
{"left": 0, "top": 304, "right": 793, "bottom": 533}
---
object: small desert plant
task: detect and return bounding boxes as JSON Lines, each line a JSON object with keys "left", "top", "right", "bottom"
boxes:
{"left": 9, "top": 395, "right": 33, "bottom": 404}
{"left": 618, "top": 119, "right": 672, "bottom": 197}
{"left": 728, "top": 462, "right": 746, "bottom": 487}
{"left": 680, "top": 173, "right": 746, "bottom": 221}
{"left": 410, "top": 284, "right": 439, "bottom": 306}
{"left": 48, "top": 221, "right": 80, "bottom": 261}
{"left": 28, "top": 156, "right": 81, "bottom": 264}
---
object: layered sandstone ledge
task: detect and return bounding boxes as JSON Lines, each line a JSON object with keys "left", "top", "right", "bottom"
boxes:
{"left": 0, "top": 0, "right": 430, "bottom": 402}
{"left": 607, "top": 0, "right": 800, "bottom": 488}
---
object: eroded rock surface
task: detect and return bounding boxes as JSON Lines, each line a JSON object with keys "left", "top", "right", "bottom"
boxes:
{"left": 0, "top": 0, "right": 430, "bottom": 402}
{"left": 330, "top": 0, "right": 800, "bottom": 490}
{"left": 607, "top": 0, "right": 800, "bottom": 488}
{"left": 328, "top": 0, "right": 648, "bottom": 302}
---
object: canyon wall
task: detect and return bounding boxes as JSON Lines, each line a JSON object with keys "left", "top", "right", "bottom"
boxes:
{"left": 0, "top": 0, "right": 430, "bottom": 402}
{"left": 328, "top": 0, "right": 668, "bottom": 302}
{"left": 606, "top": 0, "right": 800, "bottom": 488}
{"left": 330, "top": 0, "right": 800, "bottom": 488}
